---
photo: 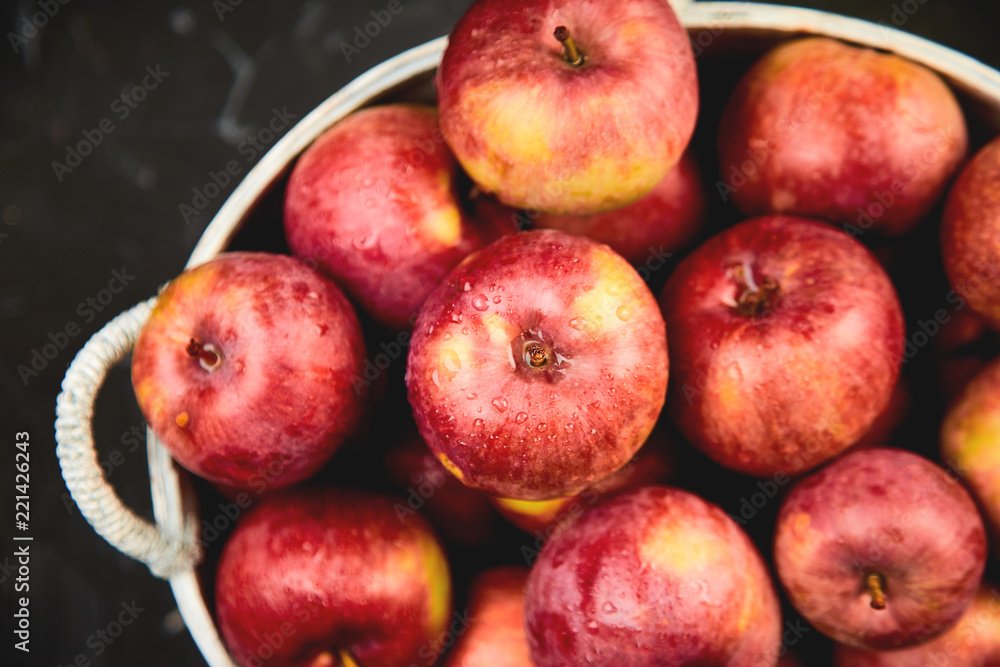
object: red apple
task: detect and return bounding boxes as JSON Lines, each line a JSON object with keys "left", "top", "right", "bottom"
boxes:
{"left": 524, "top": 485, "right": 782, "bottom": 666}
{"left": 942, "top": 135, "right": 1000, "bottom": 330}
{"left": 718, "top": 37, "right": 967, "bottom": 235}
{"left": 384, "top": 432, "right": 498, "bottom": 546}
{"left": 660, "top": 214, "right": 905, "bottom": 477}
{"left": 489, "top": 494, "right": 581, "bottom": 539}
{"left": 774, "top": 447, "right": 987, "bottom": 650}
{"left": 531, "top": 149, "right": 707, "bottom": 264}
{"left": 941, "top": 356, "right": 1000, "bottom": 542}
{"left": 215, "top": 488, "right": 452, "bottom": 667}
{"left": 833, "top": 584, "right": 1000, "bottom": 666}
{"left": 443, "top": 567, "right": 533, "bottom": 667}
{"left": 131, "top": 252, "right": 366, "bottom": 491}
{"left": 436, "top": 0, "right": 698, "bottom": 215}
{"left": 284, "top": 103, "right": 507, "bottom": 330}
{"left": 406, "top": 230, "right": 668, "bottom": 500}
{"left": 490, "top": 425, "right": 674, "bottom": 534}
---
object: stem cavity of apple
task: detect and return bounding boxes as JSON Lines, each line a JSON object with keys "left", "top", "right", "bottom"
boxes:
{"left": 510, "top": 329, "right": 571, "bottom": 382}
{"left": 865, "top": 571, "right": 888, "bottom": 611}
{"left": 186, "top": 337, "right": 223, "bottom": 372}
{"left": 524, "top": 340, "right": 550, "bottom": 368}
{"left": 554, "top": 26, "right": 585, "bottom": 67}
{"left": 726, "top": 261, "right": 781, "bottom": 318}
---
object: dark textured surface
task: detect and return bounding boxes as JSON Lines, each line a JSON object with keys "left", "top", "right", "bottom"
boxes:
{"left": 1, "top": 1, "right": 999, "bottom": 665}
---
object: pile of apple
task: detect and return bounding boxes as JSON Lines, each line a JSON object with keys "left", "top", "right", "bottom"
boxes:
{"left": 129, "top": 0, "right": 1000, "bottom": 665}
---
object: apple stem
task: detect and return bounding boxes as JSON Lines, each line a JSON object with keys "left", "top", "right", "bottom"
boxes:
{"left": 729, "top": 262, "right": 781, "bottom": 317}
{"left": 186, "top": 337, "right": 223, "bottom": 372}
{"left": 524, "top": 341, "right": 550, "bottom": 368}
{"left": 554, "top": 26, "right": 584, "bottom": 66}
{"left": 865, "top": 572, "right": 887, "bottom": 610}
{"left": 337, "top": 648, "right": 361, "bottom": 667}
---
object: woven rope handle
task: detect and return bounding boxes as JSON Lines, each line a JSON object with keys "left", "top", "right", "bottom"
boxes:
{"left": 55, "top": 297, "right": 200, "bottom": 580}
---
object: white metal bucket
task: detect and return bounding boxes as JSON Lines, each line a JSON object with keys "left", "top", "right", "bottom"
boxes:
{"left": 54, "top": 3, "right": 1000, "bottom": 666}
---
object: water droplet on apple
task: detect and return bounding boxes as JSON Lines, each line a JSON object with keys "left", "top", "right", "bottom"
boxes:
{"left": 461, "top": 327, "right": 469, "bottom": 335}
{"left": 493, "top": 295, "right": 502, "bottom": 304}
{"left": 466, "top": 391, "right": 478, "bottom": 400}
{"left": 450, "top": 311, "right": 463, "bottom": 323}
{"left": 616, "top": 306, "right": 631, "bottom": 321}
{"left": 463, "top": 281, "right": 472, "bottom": 291}
{"left": 569, "top": 317, "right": 587, "bottom": 331}
{"left": 585, "top": 620, "right": 599, "bottom": 634}
{"left": 602, "top": 602, "right": 616, "bottom": 613}
{"left": 536, "top": 422, "right": 546, "bottom": 431}
{"left": 473, "top": 418, "right": 484, "bottom": 430}
{"left": 515, "top": 412, "right": 528, "bottom": 424}
{"left": 695, "top": 579, "right": 711, "bottom": 601}
{"left": 432, "top": 370, "right": 441, "bottom": 387}
{"left": 491, "top": 397, "right": 508, "bottom": 412}
{"left": 443, "top": 350, "right": 462, "bottom": 373}
{"left": 606, "top": 280, "right": 624, "bottom": 296}
{"left": 472, "top": 294, "right": 489, "bottom": 311}
{"left": 443, "top": 332, "right": 452, "bottom": 340}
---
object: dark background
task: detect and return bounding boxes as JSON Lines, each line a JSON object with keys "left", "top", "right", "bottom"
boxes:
{"left": 3, "top": 0, "right": 1000, "bottom": 665}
